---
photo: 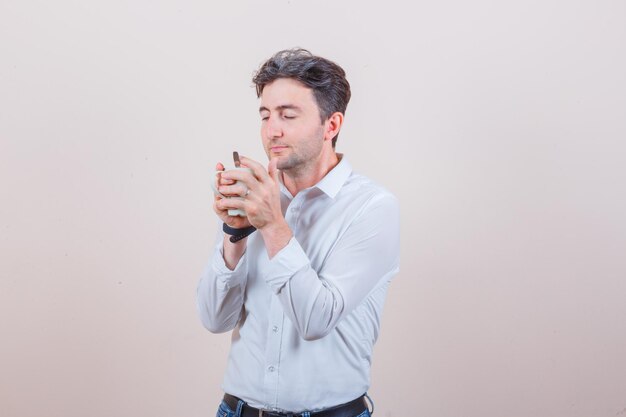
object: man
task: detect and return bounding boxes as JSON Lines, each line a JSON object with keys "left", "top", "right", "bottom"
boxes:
{"left": 197, "top": 48, "right": 400, "bottom": 417}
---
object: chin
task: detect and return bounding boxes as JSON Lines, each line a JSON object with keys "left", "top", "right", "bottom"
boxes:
{"left": 272, "top": 155, "right": 287, "bottom": 167}
{"left": 276, "top": 160, "right": 289, "bottom": 170}
{"left": 276, "top": 158, "right": 296, "bottom": 171}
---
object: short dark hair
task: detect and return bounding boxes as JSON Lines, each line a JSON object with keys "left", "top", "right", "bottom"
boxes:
{"left": 252, "top": 48, "right": 351, "bottom": 147}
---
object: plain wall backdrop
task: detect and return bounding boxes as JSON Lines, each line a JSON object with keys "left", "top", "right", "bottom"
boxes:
{"left": 1, "top": 1, "right": 625, "bottom": 416}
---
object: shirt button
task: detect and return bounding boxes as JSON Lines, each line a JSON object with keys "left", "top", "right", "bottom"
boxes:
{"left": 290, "top": 206, "right": 297, "bottom": 212}
{"left": 272, "top": 326, "right": 279, "bottom": 332}
{"left": 268, "top": 366, "right": 275, "bottom": 372}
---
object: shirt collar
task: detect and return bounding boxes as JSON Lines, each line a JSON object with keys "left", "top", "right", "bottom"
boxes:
{"left": 279, "top": 154, "right": 352, "bottom": 199}
{"left": 314, "top": 153, "right": 352, "bottom": 198}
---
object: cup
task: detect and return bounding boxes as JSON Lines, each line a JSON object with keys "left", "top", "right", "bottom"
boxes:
{"left": 211, "top": 167, "right": 253, "bottom": 217}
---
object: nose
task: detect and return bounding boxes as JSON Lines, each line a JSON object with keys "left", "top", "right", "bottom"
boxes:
{"left": 264, "top": 116, "right": 283, "bottom": 139}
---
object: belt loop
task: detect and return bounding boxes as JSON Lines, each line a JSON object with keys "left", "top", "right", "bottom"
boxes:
{"left": 364, "top": 393, "right": 375, "bottom": 415}
{"left": 235, "top": 399, "right": 245, "bottom": 417}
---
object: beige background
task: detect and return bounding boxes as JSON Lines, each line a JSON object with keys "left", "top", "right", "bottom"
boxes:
{"left": 1, "top": 1, "right": 625, "bottom": 416}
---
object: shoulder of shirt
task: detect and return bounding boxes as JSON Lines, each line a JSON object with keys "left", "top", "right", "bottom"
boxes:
{"left": 341, "top": 171, "right": 399, "bottom": 207}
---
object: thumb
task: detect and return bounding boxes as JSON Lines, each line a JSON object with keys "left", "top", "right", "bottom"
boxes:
{"left": 268, "top": 158, "right": 280, "bottom": 184}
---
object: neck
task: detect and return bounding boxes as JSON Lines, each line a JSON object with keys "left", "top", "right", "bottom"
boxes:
{"left": 282, "top": 151, "right": 340, "bottom": 196}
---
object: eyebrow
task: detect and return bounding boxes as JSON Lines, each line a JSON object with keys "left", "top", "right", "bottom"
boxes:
{"left": 259, "top": 104, "right": 302, "bottom": 113}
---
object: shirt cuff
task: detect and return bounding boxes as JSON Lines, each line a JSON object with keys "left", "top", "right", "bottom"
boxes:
{"left": 211, "top": 239, "right": 248, "bottom": 289}
{"left": 263, "top": 237, "right": 310, "bottom": 294}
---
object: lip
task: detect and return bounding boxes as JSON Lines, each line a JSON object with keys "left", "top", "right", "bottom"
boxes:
{"left": 270, "top": 146, "right": 288, "bottom": 152}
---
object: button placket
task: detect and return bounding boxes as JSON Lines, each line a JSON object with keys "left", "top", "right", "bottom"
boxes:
{"left": 262, "top": 296, "right": 284, "bottom": 409}
{"left": 287, "top": 196, "right": 303, "bottom": 234}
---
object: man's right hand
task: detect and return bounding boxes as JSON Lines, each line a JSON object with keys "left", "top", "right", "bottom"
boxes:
{"left": 213, "top": 162, "right": 250, "bottom": 270}
{"left": 212, "top": 162, "right": 252, "bottom": 229}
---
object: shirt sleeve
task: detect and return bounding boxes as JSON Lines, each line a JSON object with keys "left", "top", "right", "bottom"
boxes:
{"left": 263, "top": 192, "right": 400, "bottom": 341}
{"left": 196, "top": 231, "right": 249, "bottom": 333}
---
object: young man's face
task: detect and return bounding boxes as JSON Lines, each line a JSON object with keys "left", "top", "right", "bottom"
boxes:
{"left": 259, "top": 78, "right": 327, "bottom": 174}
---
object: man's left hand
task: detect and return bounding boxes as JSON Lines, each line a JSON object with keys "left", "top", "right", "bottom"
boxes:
{"left": 216, "top": 156, "right": 283, "bottom": 231}
{"left": 217, "top": 156, "right": 293, "bottom": 257}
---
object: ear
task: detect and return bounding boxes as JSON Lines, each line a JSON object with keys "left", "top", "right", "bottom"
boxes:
{"left": 324, "top": 112, "right": 344, "bottom": 142}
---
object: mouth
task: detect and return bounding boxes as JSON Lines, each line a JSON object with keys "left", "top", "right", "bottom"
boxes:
{"left": 270, "top": 145, "right": 289, "bottom": 153}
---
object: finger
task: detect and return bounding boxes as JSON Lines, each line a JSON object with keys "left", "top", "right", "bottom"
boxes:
{"left": 214, "top": 197, "right": 228, "bottom": 212}
{"left": 213, "top": 194, "right": 229, "bottom": 209}
{"left": 218, "top": 182, "right": 248, "bottom": 197}
{"left": 268, "top": 158, "right": 280, "bottom": 185}
{"left": 220, "top": 171, "right": 256, "bottom": 193}
{"left": 239, "top": 155, "right": 270, "bottom": 182}
{"left": 218, "top": 177, "right": 236, "bottom": 186}
{"left": 214, "top": 162, "right": 234, "bottom": 187}
{"left": 220, "top": 166, "right": 257, "bottom": 182}
{"left": 220, "top": 168, "right": 259, "bottom": 194}
{"left": 213, "top": 197, "right": 229, "bottom": 218}
{"left": 216, "top": 196, "right": 246, "bottom": 211}
{"left": 215, "top": 162, "right": 236, "bottom": 185}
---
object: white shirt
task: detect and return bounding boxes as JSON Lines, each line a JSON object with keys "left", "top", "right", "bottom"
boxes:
{"left": 196, "top": 156, "right": 400, "bottom": 413}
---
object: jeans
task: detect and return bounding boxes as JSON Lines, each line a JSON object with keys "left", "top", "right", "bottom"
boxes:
{"left": 215, "top": 395, "right": 373, "bottom": 417}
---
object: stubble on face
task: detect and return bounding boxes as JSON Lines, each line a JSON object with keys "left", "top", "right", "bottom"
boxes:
{"left": 269, "top": 124, "right": 325, "bottom": 176}
{"left": 260, "top": 79, "right": 327, "bottom": 180}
